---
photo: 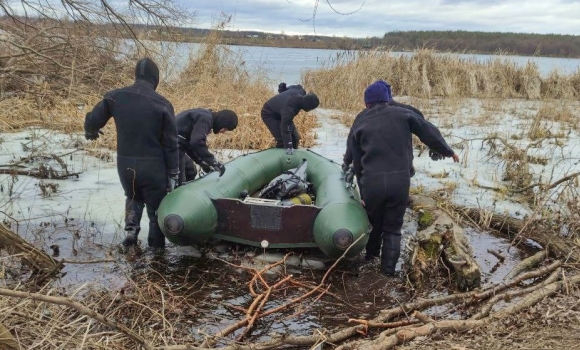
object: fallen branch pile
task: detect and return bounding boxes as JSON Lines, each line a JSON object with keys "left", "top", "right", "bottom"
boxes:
{"left": 0, "top": 236, "right": 575, "bottom": 350}
{"left": 0, "top": 151, "right": 82, "bottom": 180}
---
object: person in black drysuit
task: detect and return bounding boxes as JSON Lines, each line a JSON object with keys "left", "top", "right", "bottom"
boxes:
{"left": 175, "top": 108, "right": 238, "bottom": 184}
{"left": 342, "top": 80, "right": 447, "bottom": 262}
{"left": 342, "top": 80, "right": 443, "bottom": 180}
{"left": 84, "top": 58, "right": 178, "bottom": 250}
{"left": 347, "top": 81, "right": 459, "bottom": 276}
{"left": 261, "top": 83, "right": 320, "bottom": 154}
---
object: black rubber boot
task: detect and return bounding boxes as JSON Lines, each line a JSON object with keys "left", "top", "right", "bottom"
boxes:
{"left": 122, "top": 199, "right": 144, "bottom": 247}
{"left": 380, "top": 233, "right": 401, "bottom": 276}
{"left": 147, "top": 221, "right": 166, "bottom": 250}
{"left": 365, "top": 227, "right": 382, "bottom": 260}
{"left": 122, "top": 229, "right": 139, "bottom": 247}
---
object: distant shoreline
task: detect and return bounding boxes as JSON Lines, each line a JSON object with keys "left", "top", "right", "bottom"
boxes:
{"left": 142, "top": 29, "right": 580, "bottom": 59}
{"left": 146, "top": 35, "right": 580, "bottom": 60}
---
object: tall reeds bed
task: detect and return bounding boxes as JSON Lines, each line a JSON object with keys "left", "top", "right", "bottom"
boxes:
{"left": 0, "top": 24, "right": 317, "bottom": 150}
{"left": 303, "top": 49, "right": 580, "bottom": 112}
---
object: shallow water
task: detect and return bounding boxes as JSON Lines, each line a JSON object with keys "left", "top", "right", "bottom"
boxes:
{"left": 0, "top": 110, "right": 550, "bottom": 342}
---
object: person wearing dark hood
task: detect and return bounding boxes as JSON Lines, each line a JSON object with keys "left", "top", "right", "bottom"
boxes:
{"left": 84, "top": 57, "right": 178, "bottom": 250}
{"left": 261, "top": 83, "right": 320, "bottom": 154}
{"left": 175, "top": 108, "right": 238, "bottom": 183}
{"left": 347, "top": 81, "right": 459, "bottom": 276}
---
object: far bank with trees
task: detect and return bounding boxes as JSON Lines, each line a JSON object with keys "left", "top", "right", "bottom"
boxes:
{"left": 149, "top": 26, "right": 580, "bottom": 58}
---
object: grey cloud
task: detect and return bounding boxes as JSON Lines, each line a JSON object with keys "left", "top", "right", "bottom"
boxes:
{"left": 183, "top": 0, "right": 580, "bottom": 37}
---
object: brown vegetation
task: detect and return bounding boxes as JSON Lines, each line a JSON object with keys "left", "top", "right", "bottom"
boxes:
{"left": 2, "top": 4, "right": 580, "bottom": 350}
{"left": 304, "top": 49, "right": 580, "bottom": 112}
{"left": 0, "top": 15, "right": 317, "bottom": 151}
{"left": 0, "top": 225, "right": 577, "bottom": 349}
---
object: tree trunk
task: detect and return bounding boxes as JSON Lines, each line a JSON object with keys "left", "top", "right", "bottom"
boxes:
{"left": 408, "top": 196, "right": 481, "bottom": 291}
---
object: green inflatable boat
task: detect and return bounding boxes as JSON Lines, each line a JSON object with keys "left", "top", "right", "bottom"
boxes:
{"left": 157, "top": 148, "right": 369, "bottom": 259}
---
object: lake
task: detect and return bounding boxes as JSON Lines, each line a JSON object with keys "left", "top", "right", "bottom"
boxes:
{"left": 168, "top": 42, "right": 580, "bottom": 88}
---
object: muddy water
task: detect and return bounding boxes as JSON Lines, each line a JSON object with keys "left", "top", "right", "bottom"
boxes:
{"left": 10, "top": 211, "right": 541, "bottom": 344}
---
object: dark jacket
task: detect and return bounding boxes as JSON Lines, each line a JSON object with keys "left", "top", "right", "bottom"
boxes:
{"left": 175, "top": 108, "right": 216, "bottom": 165}
{"left": 343, "top": 100, "right": 425, "bottom": 166}
{"left": 84, "top": 67, "right": 178, "bottom": 175}
{"left": 389, "top": 100, "right": 424, "bottom": 118}
{"left": 348, "top": 105, "right": 454, "bottom": 181}
{"left": 261, "top": 85, "right": 306, "bottom": 148}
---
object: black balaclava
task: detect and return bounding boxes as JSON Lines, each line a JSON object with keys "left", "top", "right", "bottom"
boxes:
{"left": 135, "top": 58, "right": 160, "bottom": 90}
{"left": 301, "top": 93, "right": 320, "bottom": 112}
{"left": 212, "top": 109, "right": 239, "bottom": 134}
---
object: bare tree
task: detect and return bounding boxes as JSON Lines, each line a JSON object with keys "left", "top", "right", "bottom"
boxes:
{"left": 0, "top": 0, "right": 191, "bottom": 109}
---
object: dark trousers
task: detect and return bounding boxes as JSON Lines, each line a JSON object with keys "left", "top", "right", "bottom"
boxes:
{"left": 117, "top": 156, "right": 167, "bottom": 247}
{"left": 178, "top": 148, "right": 198, "bottom": 184}
{"left": 361, "top": 173, "right": 410, "bottom": 266}
{"left": 261, "top": 113, "right": 300, "bottom": 148}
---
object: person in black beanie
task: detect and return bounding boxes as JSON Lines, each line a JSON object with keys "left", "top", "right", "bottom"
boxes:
{"left": 175, "top": 108, "right": 238, "bottom": 183}
{"left": 84, "top": 57, "right": 178, "bottom": 250}
{"left": 347, "top": 81, "right": 459, "bottom": 276}
{"left": 261, "top": 83, "right": 319, "bottom": 154}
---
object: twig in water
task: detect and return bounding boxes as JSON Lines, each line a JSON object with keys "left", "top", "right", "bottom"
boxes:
{"left": 487, "top": 249, "right": 505, "bottom": 262}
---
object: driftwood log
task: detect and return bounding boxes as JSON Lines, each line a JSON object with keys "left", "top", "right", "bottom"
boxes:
{"left": 408, "top": 195, "right": 481, "bottom": 291}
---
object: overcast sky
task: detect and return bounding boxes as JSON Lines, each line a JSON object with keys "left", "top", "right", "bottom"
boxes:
{"left": 183, "top": 0, "right": 580, "bottom": 38}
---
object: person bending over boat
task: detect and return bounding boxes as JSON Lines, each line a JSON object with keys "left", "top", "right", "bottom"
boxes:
{"left": 84, "top": 57, "right": 178, "bottom": 250}
{"left": 261, "top": 83, "right": 320, "bottom": 154}
{"left": 347, "top": 81, "right": 459, "bottom": 276}
{"left": 176, "top": 108, "right": 238, "bottom": 183}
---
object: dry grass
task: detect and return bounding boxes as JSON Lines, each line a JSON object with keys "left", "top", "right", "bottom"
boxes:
{"left": 163, "top": 30, "right": 317, "bottom": 150}
{"left": 303, "top": 48, "right": 579, "bottom": 113}
{"left": 0, "top": 20, "right": 317, "bottom": 151}
{"left": 0, "top": 271, "right": 202, "bottom": 349}
{"left": 398, "top": 286, "right": 580, "bottom": 350}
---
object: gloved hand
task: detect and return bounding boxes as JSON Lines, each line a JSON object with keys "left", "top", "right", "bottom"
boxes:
{"left": 341, "top": 162, "right": 350, "bottom": 173}
{"left": 429, "top": 149, "right": 444, "bottom": 161}
{"left": 278, "top": 82, "right": 287, "bottom": 93}
{"left": 211, "top": 161, "right": 226, "bottom": 177}
{"left": 285, "top": 148, "right": 294, "bottom": 155}
{"left": 85, "top": 130, "right": 100, "bottom": 140}
{"left": 167, "top": 173, "right": 179, "bottom": 192}
{"left": 199, "top": 161, "right": 213, "bottom": 174}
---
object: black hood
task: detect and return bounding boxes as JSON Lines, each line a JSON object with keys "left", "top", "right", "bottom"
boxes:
{"left": 135, "top": 58, "right": 160, "bottom": 90}
{"left": 212, "top": 109, "right": 238, "bottom": 134}
{"left": 301, "top": 93, "right": 320, "bottom": 111}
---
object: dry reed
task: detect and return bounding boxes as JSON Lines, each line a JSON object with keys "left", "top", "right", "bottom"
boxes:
{"left": 303, "top": 48, "right": 579, "bottom": 113}
{"left": 0, "top": 19, "right": 317, "bottom": 151}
